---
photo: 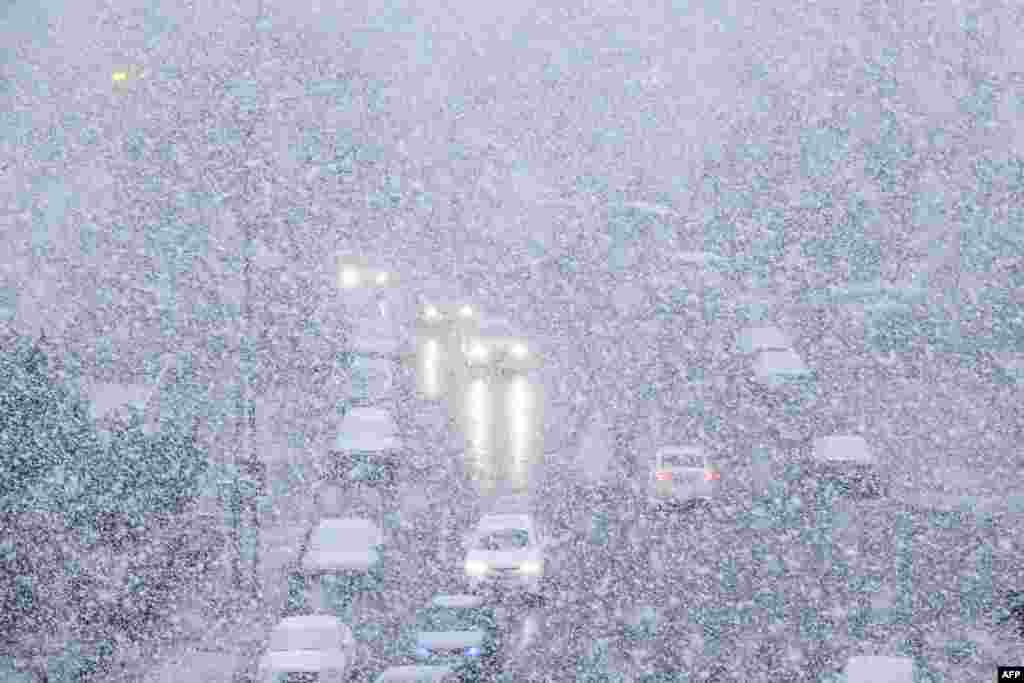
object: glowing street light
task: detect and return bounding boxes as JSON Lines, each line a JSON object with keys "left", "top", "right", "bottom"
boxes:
{"left": 510, "top": 343, "right": 529, "bottom": 359}
{"left": 375, "top": 271, "right": 390, "bottom": 285}
{"left": 459, "top": 305, "right": 474, "bottom": 319}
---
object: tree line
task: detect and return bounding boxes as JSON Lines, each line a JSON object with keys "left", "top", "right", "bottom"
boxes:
{"left": 0, "top": 327, "right": 217, "bottom": 681}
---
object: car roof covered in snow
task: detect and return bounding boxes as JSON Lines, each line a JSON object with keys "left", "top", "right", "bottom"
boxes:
{"left": 335, "top": 408, "right": 401, "bottom": 452}
{"left": 656, "top": 445, "right": 706, "bottom": 460}
{"left": 813, "top": 435, "right": 876, "bottom": 464}
{"left": 752, "top": 349, "right": 812, "bottom": 381}
{"left": 316, "top": 517, "right": 380, "bottom": 533}
{"left": 273, "top": 615, "right": 347, "bottom": 633}
{"left": 738, "top": 325, "right": 790, "bottom": 354}
{"left": 844, "top": 655, "right": 913, "bottom": 683}
{"left": 431, "top": 594, "right": 486, "bottom": 609}
{"left": 375, "top": 665, "right": 456, "bottom": 682}
{"left": 477, "top": 513, "right": 533, "bottom": 532}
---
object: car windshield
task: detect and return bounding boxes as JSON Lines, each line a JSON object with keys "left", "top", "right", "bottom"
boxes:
{"left": 315, "top": 523, "right": 378, "bottom": 550}
{"left": 415, "top": 606, "right": 488, "bottom": 632}
{"left": 475, "top": 529, "right": 529, "bottom": 550}
{"left": 269, "top": 623, "right": 338, "bottom": 652}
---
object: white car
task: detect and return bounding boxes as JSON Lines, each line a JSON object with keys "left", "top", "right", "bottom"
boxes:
{"left": 301, "top": 518, "right": 386, "bottom": 595}
{"left": 647, "top": 445, "right": 721, "bottom": 512}
{"left": 331, "top": 407, "right": 406, "bottom": 485}
{"left": 374, "top": 665, "right": 458, "bottom": 683}
{"left": 463, "top": 513, "right": 546, "bottom": 597}
{"left": 257, "top": 615, "right": 362, "bottom": 683}
{"left": 806, "top": 435, "right": 885, "bottom": 499}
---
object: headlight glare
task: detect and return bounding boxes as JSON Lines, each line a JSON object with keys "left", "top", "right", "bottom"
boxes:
{"left": 465, "top": 560, "right": 489, "bottom": 576}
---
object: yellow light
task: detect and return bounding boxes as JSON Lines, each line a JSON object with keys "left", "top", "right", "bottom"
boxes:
{"left": 112, "top": 71, "right": 128, "bottom": 82}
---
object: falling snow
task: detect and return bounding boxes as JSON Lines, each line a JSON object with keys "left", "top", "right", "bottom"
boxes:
{"left": 1, "top": 0, "right": 1023, "bottom": 681}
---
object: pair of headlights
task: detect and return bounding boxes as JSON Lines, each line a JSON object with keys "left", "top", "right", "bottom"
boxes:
{"left": 464, "top": 560, "right": 542, "bottom": 575}
{"left": 466, "top": 343, "right": 529, "bottom": 362}
{"left": 341, "top": 267, "right": 389, "bottom": 288}
{"left": 423, "top": 304, "right": 474, "bottom": 321}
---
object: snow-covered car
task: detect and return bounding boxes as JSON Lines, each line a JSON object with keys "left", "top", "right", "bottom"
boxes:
{"left": 803, "top": 435, "right": 885, "bottom": 500}
{"left": 374, "top": 666, "right": 459, "bottom": 683}
{"left": 647, "top": 445, "right": 720, "bottom": 512}
{"left": 463, "top": 514, "right": 546, "bottom": 599}
{"left": 257, "top": 615, "right": 362, "bottom": 683}
{"left": 747, "top": 348, "right": 818, "bottom": 413}
{"left": 405, "top": 594, "right": 502, "bottom": 680}
{"left": 462, "top": 317, "right": 536, "bottom": 376}
{"left": 301, "top": 518, "right": 386, "bottom": 598}
{"left": 843, "top": 655, "right": 914, "bottom": 683}
{"left": 329, "top": 407, "right": 403, "bottom": 487}
{"left": 737, "top": 325, "right": 791, "bottom": 355}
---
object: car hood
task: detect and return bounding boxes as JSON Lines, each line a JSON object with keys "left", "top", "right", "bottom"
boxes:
{"left": 302, "top": 548, "right": 380, "bottom": 572}
{"left": 465, "top": 548, "right": 539, "bottom": 568}
{"left": 258, "top": 649, "right": 347, "bottom": 673}
{"left": 416, "top": 630, "right": 485, "bottom": 650}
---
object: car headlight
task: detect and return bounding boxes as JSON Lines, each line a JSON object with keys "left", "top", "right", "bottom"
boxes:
{"left": 464, "top": 646, "right": 481, "bottom": 657}
{"left": 465, "top": 560, "right": 489, "bottom": 576}
{"left": 341, "top": 267, "right": 360, "bottom": 288}
{"left": 519, "top": 560, "right": 542, "bottom": 575}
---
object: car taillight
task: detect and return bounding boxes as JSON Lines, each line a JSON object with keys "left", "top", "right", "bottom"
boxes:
{"left": 704, "top": 469, "right": 720, "bottom": 481}
{"left": 655, "top": 471, "right": 672, "bottom": 482}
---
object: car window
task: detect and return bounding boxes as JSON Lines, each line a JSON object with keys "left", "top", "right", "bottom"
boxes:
{"left": 269, "top": 624, "right": 339, "bottom": 652}
{"left": 316, "top": 523, "right": 379, "bottom": 549}
{"left": 415, "top": 606, "right": 486, "bottom": 632}
{"left": 660, "top": 451, "right": 704, "bottom": 469}
{"left": 476, "top": 529, "right": 530, "bottom": 550}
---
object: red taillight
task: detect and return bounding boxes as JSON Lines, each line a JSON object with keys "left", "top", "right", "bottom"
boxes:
{"left": 655, "top": 471, "right": 672, "bottom": 482}
{"left": 704, "top": 469, "right": 720, "bottom": 481}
